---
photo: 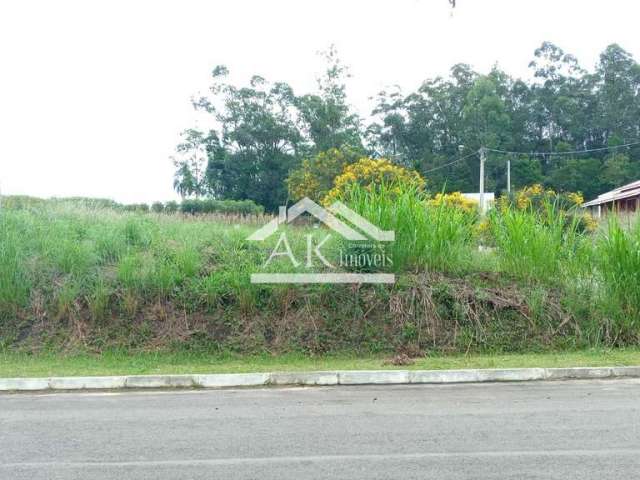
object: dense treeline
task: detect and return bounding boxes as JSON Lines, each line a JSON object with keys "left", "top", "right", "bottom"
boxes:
{"left": 173, "top": 43, "right": 640, "bottom": 210}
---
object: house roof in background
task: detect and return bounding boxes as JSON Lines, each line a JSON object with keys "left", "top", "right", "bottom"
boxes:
{"left": 583, "top": 180, "right": 640, "bottom": 207}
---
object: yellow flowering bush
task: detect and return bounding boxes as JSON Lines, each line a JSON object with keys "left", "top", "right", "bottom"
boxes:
{"left": 513, "top": 184, "right": 546, "bottom": 210}
{"left": 287, "top": 169, "right": 321, "bottom": 201}
{"left": 476, "top": 217, "right": 491, "bottom": 234}
{"left": 499, "top": 184, "right": 596, "bottom": 233}
{"left": 567, "top": 192, "right": 584, "bottom": 206}
{"left": 428, "top": 192, "right": 478, "bottom": 212}
{"left": 322, "top": 158, "right": 425, "bottom": 205}
{"left": 581, "top": 212, "right": 599, "bottom": 232}
{"left": 501, "top": 184, "right": 584, "bottom": 212}
{"left": 287, "top": 147, "right": 358, "bottom": 202}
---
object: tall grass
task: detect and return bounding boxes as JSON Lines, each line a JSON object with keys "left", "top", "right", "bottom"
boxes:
{"left": 490, "top": 201, "right": 585, "bottom": 284}
{"left": 2, "top": 195, "right": 640, "bottom": 352}
{"left": 0, "top": 214, "right": 31, "bottom": 316}
{"left": 339, "top": 183, "right": 477, "bottom": 273}
{"left": 0, "top": 203, "right": 262, "bottom": 322}
{"left": 594, "top": 217, "right": 640, "bottom": 335}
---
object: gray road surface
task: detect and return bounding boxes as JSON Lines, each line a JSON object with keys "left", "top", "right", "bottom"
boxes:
{"left": 1, "top": 380, "right": 640, "bottom": 479}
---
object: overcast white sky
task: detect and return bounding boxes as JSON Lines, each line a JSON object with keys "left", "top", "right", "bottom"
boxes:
{"left": 1, "top": 0, "right": 639, "bottom": 203}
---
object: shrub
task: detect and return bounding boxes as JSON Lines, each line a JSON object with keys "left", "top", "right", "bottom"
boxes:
{"left": 179, "top": 198, "right": 264, "bottom": 215}
{"left": 164, "top": 201, "right": 179, "bottom": 213}
{"left": 499, "top": 184, "right": 582, "bottom": 211}
{"left": 322, "top": 158, "right": 425, "bottom": 205}
{"left": 123, "top": 203, "right": 150, "bottom": 213}
{"left": 180, "top": 199, "right": 198, "bottom": 214}
{"left": 54, "top": 197, "right": 122, "bottom": 210}
{"left": 287, "top": 147, "right": 361, "bottom": 202}
{"left": 499, "top": 184, "right": 596, "bottom": 233}
{"left": 428, "top": 192, "right": 478, "bottom": 213}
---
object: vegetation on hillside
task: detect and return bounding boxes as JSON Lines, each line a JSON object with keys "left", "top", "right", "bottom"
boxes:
{"left": 1, "top": 188, "right": 638, "bottom": 356}
{"left": 5, "top": 40, "right": 640, "bottom": 356}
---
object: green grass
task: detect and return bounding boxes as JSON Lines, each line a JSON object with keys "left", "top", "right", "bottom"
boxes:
{"left": 1, "top": 349, "right": 639, "bottom": 378}
{"left": 1, "top": 195, "right": 640, "bottom": 355}
{"left": 489, "top": 201, "right": 584, "bottom": 284}
{"left": 596, "top": 218, "right": 640, "bottom": 317}
{"left": 341, "top": 182, "right": 476, "bottom": 273}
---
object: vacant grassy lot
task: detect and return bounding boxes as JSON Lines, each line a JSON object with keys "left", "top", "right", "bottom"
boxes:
{"left": 1, "top": 190, "right": 639, "bottom": 361}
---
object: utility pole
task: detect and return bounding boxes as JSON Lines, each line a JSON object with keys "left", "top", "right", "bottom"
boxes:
{"left": 479, "top": 147, "right": 486, "bottom": 214}
{"left": 506, "top": 158, "right": 511, "bottom": 194}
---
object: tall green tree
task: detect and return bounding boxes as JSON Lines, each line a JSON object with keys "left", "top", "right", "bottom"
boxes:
{"left": 595, "top": 44, "right": 640, "bottom": 144}
{"left": 189, "top": 68, "right": 302, "bottom": 210}
{"left": 601, "top": 153, "right": 640, "bottom": 191}
{"left": 547, "top": 158, "right": 603, "bottom": 199}
{"left": 175, "top": 42, "right": 640, "bottom": 206}
{"left": 295, "top": 45, "right": 363, "bottom": 154}
{"left": 172, "top": 128, "right": 208, "bottom": 198}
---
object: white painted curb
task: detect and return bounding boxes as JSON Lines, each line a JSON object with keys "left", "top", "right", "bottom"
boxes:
{"left": 0, "top": 366, "right": 639, "bottom": 392}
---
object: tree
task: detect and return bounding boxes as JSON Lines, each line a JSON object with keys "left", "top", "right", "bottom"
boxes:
{"left": 462, "top": 74, "right": 512, "bottom": 150}
{"left": 173, "top": 48, "right": 365, "bottom": 211}
{"left": 595, "top": 44, "right": 640, "bottom": 144}
{"left": 295, "top": 46, "right": 363, "bottom": 154}
{"left": 547, "top": 158, "right": 603, "bottom": 199}
{"left": 286, "top": 146, "right": 361, "bottom": 202}
{"left": 601, "top": 153, "right": 640, "bottom": 191}
{"left": 173, "top": 160, "right": 199, "bottom": 199}
{"left": 509, "top": 157, "right": 544, "bottom": 190}
{"left": 528, "top": 42, "right": 594, "bottom": 153}
{"left": 174, "top": 42, "right": 640, "bottom": 206}
{"left": 172, "top": 128, "right": 208, "bottom": 198}
{"left": 190, "top": 69, "right": 303, "bottom": 211}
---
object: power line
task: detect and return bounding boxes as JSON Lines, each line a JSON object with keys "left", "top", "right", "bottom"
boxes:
{"left": 422, "top": 150, "right": 479, "bottom": 174}
{"left": 486, "top": 140, "right": 640, "bottom": 157}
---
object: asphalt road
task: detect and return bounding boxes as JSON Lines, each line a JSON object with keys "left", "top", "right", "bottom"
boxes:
{"left": 1, "top": 380, "right": 640, "bottom": 479}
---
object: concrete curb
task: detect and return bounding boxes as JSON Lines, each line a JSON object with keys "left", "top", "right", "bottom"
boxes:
{"left": 1, "top": 366, "right": 639, "bottom": 392}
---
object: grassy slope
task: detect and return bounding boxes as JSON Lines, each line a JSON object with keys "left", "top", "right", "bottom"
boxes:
{"left": 2, "top": 349, "right": 640, "bottom": 377}
{"left": 2, "top": 200, "right": 639, "bottom": 356}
